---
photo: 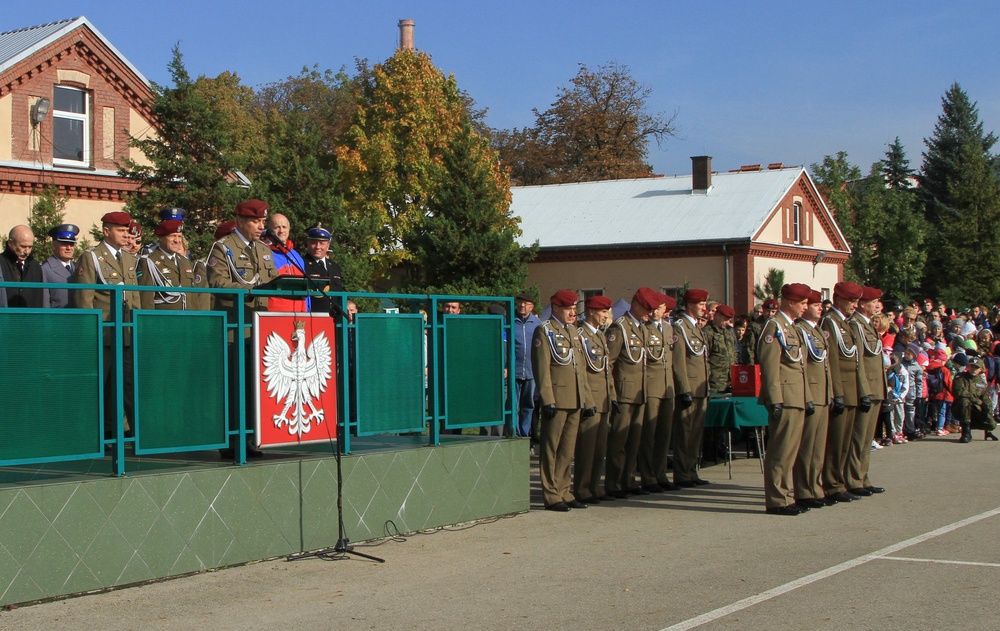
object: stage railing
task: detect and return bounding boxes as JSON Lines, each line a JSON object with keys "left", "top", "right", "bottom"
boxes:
{"left": 0, "top": 280, "right": 515, "bottom": 475}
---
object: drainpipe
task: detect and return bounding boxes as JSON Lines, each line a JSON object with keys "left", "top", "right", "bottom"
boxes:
{"left": 723, "top": 244, "right": 731, "bottom": 305}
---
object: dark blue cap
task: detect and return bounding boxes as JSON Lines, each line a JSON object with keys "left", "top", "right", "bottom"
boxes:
{"left": 159, "top": 206, "right": 187, "bottom": 221}
{"left": 306, "top": 223, "right": 332, "bottom": 241}
{"left": 48, "top": 223, "right": 80, "bottom": 243}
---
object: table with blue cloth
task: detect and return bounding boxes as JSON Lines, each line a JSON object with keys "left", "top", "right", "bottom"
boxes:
{"left": 704, "top": 395, "right": 769, "bottom": 478}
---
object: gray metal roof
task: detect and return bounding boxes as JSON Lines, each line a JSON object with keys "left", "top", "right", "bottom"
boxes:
{"left": 0, "top": 16, "right": 149, "bottom": 87}
{"left": 513, "top": 167, "right": 815, "bottom": 250}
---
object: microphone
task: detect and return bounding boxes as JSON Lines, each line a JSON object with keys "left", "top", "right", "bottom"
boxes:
{"left": 263, "top": 230, "right": 288, "bottom": 251}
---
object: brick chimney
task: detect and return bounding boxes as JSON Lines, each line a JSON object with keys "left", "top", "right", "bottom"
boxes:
{"left": 691, "top": 156, "right": 712, "bottom": 193}
{"left": 398, "top": 19, "right": 415, "bottom": 51}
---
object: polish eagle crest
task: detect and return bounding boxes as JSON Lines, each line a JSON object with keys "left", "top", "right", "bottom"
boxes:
{"left": 262, "top": 321, "right": 333, "bottom": 437}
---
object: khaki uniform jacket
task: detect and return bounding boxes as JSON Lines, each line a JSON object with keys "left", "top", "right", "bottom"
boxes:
{"left": 73, "top": 242, "right": 141, "bottom": 345}
{"left": 531, "top": 318, "right": 592, "bottom": 410}
{"left": 579, "top": 322, "right": 616, "bottom": 413}
{"left": 605, "top": 312, "right": 648, "bottom": 404}
{"left": 819, "top": 307, "right": 869, "bottom": 403}
{"left": 137, "top": 246, "right": 197, "bottom": 310}
{"left": 796, "top": 319, "right": 834, "bottom": 406}
{"left": 189, "top": 259, "right": 212, "bottom": 311}
{"left": 672, "top": 313, "right": 710, "bottom": 398}
{"left": 757, "top": 313, "right": 810, "bottom": 409}
{"left": 206, "top": 231, "right": 279, "bottom": 320}
{"left": 849, "top": 312, "right": 888, "bottom": 402}
{"left": 644, "top": 319, "right": 675, "bottom": 400}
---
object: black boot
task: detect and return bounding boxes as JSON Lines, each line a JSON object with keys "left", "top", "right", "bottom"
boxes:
{"left": 960, "top": 422, "right": 972, "bottom": 443}
{"left": 986, "top": 431, "right": 998, "bottom": 441}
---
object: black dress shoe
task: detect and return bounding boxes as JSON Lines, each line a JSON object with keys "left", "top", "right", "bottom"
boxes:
{"left": 829, "top": 492, "right": 856, "bottom": 502}
{"left": 849, "top": 487, "right": 873, "bottom": 497}
{"left": 567, "top": 499, "right": 588, "bottom": 509}
{"left": 579, "top": 496, "right": 600, "bottom": 504}
{"left": 598, "top": 494, "right": 617, "bottom": 502}
{"left": 628, "top": 487, "right": 651, "bottom": 496}
{"left": 795, "top": 498, "right": 825, "bottom": 509}
{"left": 609, "top": 490, "right": 629, "bottom": 499}
{"left": 675, "top": 480, "right": 697, "bottom": 488}
{"left": 642, "top": 484, "right": 665, "bottom": 493}
{"left": 692, "top": 479, "right": 712, "bottom": 486}
{"left": 219, "top": 448, "right": 235, "bottom": 460}
{"left": 765, "top": 505, "right": 802, "bottom": 516}
{"left": 545, "top": 502, "right": 570, "bottom": 512}
{"left": 658, "top": 481, "right": 680, "bottom": 491}
{"left": 865, "top": 486, "right": 885, "bottom": 494}
{"left": 820, "top": 496, "right": 839, "bottom": 506}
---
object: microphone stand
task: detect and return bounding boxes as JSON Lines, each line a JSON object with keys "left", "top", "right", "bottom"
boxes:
{"left": 267, "top": 235, "right": 383, "bottom": 564}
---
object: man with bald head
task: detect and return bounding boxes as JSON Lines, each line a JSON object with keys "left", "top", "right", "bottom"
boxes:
{"left": 0, "top": 225, "right": 45, "bottom": 308}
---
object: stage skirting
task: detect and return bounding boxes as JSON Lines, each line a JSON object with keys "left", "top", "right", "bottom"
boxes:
{"left": 0, "top": 437, "right": 529, "bottom": 607}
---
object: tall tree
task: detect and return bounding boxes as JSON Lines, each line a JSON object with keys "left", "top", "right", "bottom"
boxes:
{"left": 870, "top": 139, "right": 927, "bottom": 299}
{"left": 811, "top": 152, "right": 871, "bottom": 283}
{"left": 402, "top": 121, "right": 535, "bottom": 296}
{"left": 919, "top": 83, "right": 1000, "bottom": 303}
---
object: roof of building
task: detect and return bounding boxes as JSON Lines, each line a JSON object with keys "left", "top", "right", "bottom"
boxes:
{"left": 512, "top": 166, "right": 834, "bottom": 250}
{"left": 0, "top": 16, "right": 149, "bottom": 86}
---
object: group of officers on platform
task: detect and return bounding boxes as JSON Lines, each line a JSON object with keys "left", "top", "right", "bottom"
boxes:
{"left": 531, "top": 281, "right": 888, "bottom": 515}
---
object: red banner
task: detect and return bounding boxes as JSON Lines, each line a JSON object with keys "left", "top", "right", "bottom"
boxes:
{"left": 253, "top": 313, "right": 338, "bottom": 448}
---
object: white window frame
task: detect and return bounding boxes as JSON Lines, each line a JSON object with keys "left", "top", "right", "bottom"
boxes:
{"left": 792, "top": 202, "right": 802, "bottom": 245}
{"left": 52, "top": 85, "right": 90, "bottom": 167}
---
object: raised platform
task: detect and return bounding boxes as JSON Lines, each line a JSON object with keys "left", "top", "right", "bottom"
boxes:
{"left": 0, "top": 436, "right": 530, "bottom": 606}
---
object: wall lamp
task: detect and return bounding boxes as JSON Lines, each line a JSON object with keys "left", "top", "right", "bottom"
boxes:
{"left": 31, "top": 97, "right": 50, "bottom": 126}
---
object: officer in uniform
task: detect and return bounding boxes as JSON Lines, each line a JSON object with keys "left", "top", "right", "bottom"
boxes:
{"left": 818, "top": 281, "right": 868, "bottom": 503}
{"left": 207, "top": 200, "right": 280, "bottom": 459}
{"left": 604, "top": 287, "right": 658, "bottom": 497}
{"left": 192, "top": 221, "right": 235, "bottom": 311}
{"left": 847, "top": 286, "right": 887, "bottom": 497}
{"left": 672, "top": 288, "right": 712, "bottom": 486}
{"left": 531, "top": 289, "right": 593, "bottom": 512}
{"left": 73, "top": 211, "right": 142, "bottom": 439}
{"left": 705, "top": 304, "right": 737, "bottom": 393}
{"left": 758, "top": 283, "right": 813, "bottom": 515}
{"left": 302, "top": 223, "right": 345, "bottom": 315}
{"left": 41, "top": 223, "right": 79, "bottom": 308}
{"left": 639, "top": 292, "right": 679, "bottom": 492}
{"left": 574, "top": 295, "right": 615, "bottom": 504}
{"left": 138, "top": 219, "right": 197, "bottom": 310}
{"left": 794, "top": 290, "right": 834, "bottom": 509}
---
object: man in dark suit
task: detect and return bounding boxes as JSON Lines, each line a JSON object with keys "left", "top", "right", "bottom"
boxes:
{"left": 0, "top": 225, "right": 45, "bottom": 308}
{"left": 41, "top": 224, "right": 79, "bottom": 308}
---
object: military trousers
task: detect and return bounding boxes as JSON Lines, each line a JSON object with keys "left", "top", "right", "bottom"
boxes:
{"left": 102, "top": 345, "right": 135, "bottom": 439}
{"left": 764, "top": 405, "right": 806, "bottom": 508}
{"left": 847, "top": 401, "right": 883, "bottom": 489}
{"left": 574, "top": 408, "right": 610, "bottom": 501}
{"left": 639, "top": 396, "right": 675, "bottom": 486}
{"left": 672, "top": 397, "right": 708, "bottom": 483}
{"left": 605, "top": 401, "right": 644, "bottom": 493}
{"left": 794, "top": 404, "right": 829, "bottom": 500}
{"left": 540, "top": 407, "right": 580, "bottom": 507}
{"left": 822, "top": 405, "right": 855, "bottom": 495}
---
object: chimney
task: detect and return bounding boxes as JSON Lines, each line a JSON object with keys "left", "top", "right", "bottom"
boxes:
{"left": 691, "top": 156, "right": 712, "bottom": 193}
{"left": 398, "top": 19, "right": 415, "bottom": 51}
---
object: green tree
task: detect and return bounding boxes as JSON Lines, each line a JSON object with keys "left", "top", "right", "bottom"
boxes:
{"left": 402, "top": 121, "right": 536, "bottom": 296}
{"left": 118, "top": 46, "right": 249, "bottom": 257}
{"left": 811, "top": 152, "right": 871, "bottom": 283}
{"left": 753, "top": 268, "right": 785, "bottom": 302}
{"left": 918, "top": 83, "right": 1000, "bottom": 303}
{"left": 27, "top": 185, "right": 67, "bottom": 248}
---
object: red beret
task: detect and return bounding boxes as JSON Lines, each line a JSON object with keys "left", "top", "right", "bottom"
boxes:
{"left": 808, "top": 290, "right": 823, "bottom": 304}
{"left": 127, "top": 220, "right": 142, "bottom": 237}
{"left": 781, "top": 283, "right": 812, "bottom": 302}
{"left": 235, "top": 199, "right": 269, "bottom": 218}
{"left": 716, "top": 304, "right": 735, "bottom": 319}
{"left": 550, "top": 289, "right": 578, "bottom": 307}
{"left": 155, "top": 219, "right": 183, "bottom": 237}
{"left": 660, "top": 293, "right": 677, "bottom": 310}
{"left": 762, "top": 298, "right": 779, "bottom": 310}
{"left": 214, "top": 220, "right": 237, "bottom": 241}
{"left": 102, "top": 211, "right": 132, "bottom": 226}
{"left": 683, "top": 288, "right": 709, "bottom": 304}
{"left": 923, "top": 298, "right": 934, "bottom": 305}
{"left": 833, "top": 281, "right": 864, "bottom": 300}
{"left": 585, "top": 295, "right": 612, "bottom": 310}
{"left": 860, "top": 286, "right": 883, "bottom": 301}
{"left": 634, "top": 287, "right": 663, "bottom": 311}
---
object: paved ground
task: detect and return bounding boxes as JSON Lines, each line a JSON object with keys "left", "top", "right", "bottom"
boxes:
{"left": 3, "top": 432, "right": 999, "bottom": 630}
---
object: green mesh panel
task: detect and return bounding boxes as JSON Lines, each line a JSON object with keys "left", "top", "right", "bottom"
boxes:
{"left": 0, "top": 310, "right": 103, "bottom": 459}
{"left": 134, "top": 311, "right": 227, "bottom": 451}
{"left": 355, "top": 314, "right": 425, "bottom": 434}
{"left": 444, "top": 316, "right": 503, "bottom": 428}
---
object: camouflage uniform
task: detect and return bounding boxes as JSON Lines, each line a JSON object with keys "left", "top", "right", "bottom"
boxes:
{"left": 741, "top": 316, "right": 767, "bottom": 365}
{"left": 705, "top": 321, "right": 737, "bottom": 393}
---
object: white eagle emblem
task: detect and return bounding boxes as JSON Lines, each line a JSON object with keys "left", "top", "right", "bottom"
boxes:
{"left": 262, "top": 321, "right": 333, "bottom": 437}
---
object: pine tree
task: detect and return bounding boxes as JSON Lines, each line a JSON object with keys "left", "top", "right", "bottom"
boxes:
{"left": 871, "top": 140, "right": 926, "bottom": 299}
{"left": 811, "top": 152, "right": 869, "bottom": 283}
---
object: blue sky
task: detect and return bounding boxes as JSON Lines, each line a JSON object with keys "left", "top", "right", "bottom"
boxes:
{"left": 6, "top": 2, "right": 998, "bottom": 178}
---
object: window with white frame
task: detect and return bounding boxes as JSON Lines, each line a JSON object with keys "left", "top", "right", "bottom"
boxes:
{"left": 52, "top": 86, "right": 89, "bottom": 166}
{"left": 792, "top": 202, "right": 802, "bottom": 244}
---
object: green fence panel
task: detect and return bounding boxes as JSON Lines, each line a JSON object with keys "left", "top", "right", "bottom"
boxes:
{"left": 0, "top": 310, "right": 103, "bottom": 460}
{"left": 444, "top": 315, "right": 503, "bottom": 428}
{"left": 355, "top": 314, "right": 425, "bottom": 435}
{"left": 134, "top": 311, "right": 228, "bottom": 452}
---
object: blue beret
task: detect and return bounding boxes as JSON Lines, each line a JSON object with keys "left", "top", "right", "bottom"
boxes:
{"left": 306, "top": 223, "right": 332, "bottom": 241}
{"left": 48, "top": 223, "right": 80, "bottom": 243}
{"left": 159, "top": 206, "right": 187, "bottom": 221}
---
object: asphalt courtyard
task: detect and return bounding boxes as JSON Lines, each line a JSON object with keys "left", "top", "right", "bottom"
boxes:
{"left": 3, "top": 432, "right": 999, "bottom": 630}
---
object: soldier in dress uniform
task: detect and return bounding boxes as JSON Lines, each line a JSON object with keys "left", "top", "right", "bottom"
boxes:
{"left": 531, "top": 289, "right": 594, "bottom": 512}
{"left": 818, "top": 281, "right": 868, "bottom": 504}
{"left": 794, "top": 290, "right": 834, "bottom": 510}
{"left": 137, "top": 219, "right": 197, "bottom": 310}
{"left": 672, "top": 288, "right": 712, "bottom": 486}
{"left": 40, "top": 223, "right": 79, "bottom": 308}
{"left": 302, "top": 223, "right": 345, "bottom": 316}
{"left": 758, "top": 283, "right": 813, "bottom": 515}
{"left": 604, "top": 287, "right": 659, "bottom": 497}
{"left": 207, "top": 200, "right": 280, "bottom": 459}
{"left": 191, "top": 220, "right": 235, "bottom": 312}
{"left": 846, "top": 286, "right": 887, "bottom": 497}
{"left": 574, "top": 295, "right": 616, "bottom": 504}
{"left": 73, "top": 211, "right": 142, "bottom": 439}
{"left": 639, "top": 292, "right": 680, "bottom": 492}
{"left": 705, "top": 304, "right": 737, "bottom": 393}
